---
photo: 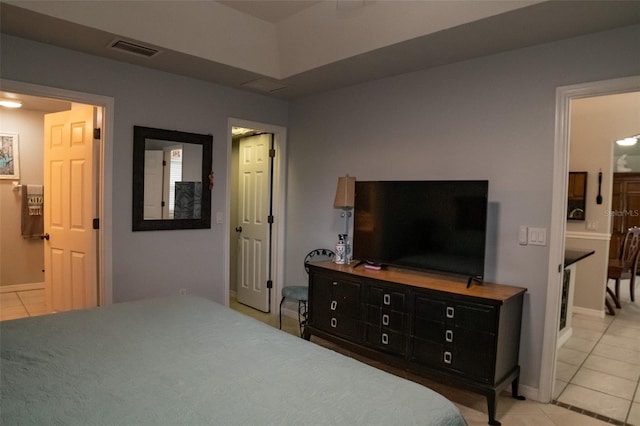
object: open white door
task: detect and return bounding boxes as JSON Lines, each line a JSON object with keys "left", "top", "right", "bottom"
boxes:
{"left": 44, "top": 106, "right": 97, "bottom": 312}
{"left": 143, "top": 150, "right": 163, "bottom": 219}
{"left": 236, "top": 134, "right": 271, "bottom": 312}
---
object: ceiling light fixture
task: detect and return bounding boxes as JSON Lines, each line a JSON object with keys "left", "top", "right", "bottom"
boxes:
{"left": 616, "top": 135, "right": 640, "bottom": 146}
{"left": 0, "top": 99, "right": 22, "bottom": 108}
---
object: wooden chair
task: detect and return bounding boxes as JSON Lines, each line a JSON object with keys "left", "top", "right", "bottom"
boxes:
{"left": 606, "top": 226, "right": 640, "bottom": 314}
{"left": 279, "top": 248, "right": 334, "bottom": 337}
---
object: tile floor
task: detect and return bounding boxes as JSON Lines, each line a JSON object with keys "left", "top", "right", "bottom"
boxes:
{"left": 0, "top": 289, "right": 48, "bottom": 321}
{"left": 554, "top": 280, "right": 640, "bottom": 425}
{"left": 231, "top": 298, "right": 611, "bottom": 426}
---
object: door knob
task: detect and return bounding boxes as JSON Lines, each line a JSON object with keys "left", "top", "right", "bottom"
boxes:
{"left": 235, "top": 226, "right": 243, "bottom": 233}
{"left": 40, "top": 233, "right": 50, "bottom": 240}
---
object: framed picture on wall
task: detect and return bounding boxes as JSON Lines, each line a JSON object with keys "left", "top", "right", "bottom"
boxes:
{"left": 0, "top": 132, "right": 20, "bottom": 179}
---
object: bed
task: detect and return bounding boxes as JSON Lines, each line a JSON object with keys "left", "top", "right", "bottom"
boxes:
{"left": 1, "top": 295, "right": 467, "bottom": 425}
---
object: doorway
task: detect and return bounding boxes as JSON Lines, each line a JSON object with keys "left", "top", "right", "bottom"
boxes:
{"left": 540, "top": 76, "right": 640, "bottom": 410}
{"left": 226, "top": 118, "right": 287, "bottom": 317}
{"left": 0, "top": 79, "right": 114, "bottom": 310}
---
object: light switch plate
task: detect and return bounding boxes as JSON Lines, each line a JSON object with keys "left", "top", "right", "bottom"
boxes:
{"left": 528, "top": 227, "right": 547, "bottom": 246}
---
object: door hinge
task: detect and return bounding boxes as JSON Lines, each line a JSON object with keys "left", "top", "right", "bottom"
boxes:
{"left": 267, "top": 280, "right": 273, "bottom": 289}
{"left": 93, "top": 218, "right": 100, "bottom": 230}
{"left": 163, "top": 160, "right": 167, "bottom": 166}
{"left": 269, "top": 148, "right": 276, "bottom": 158}
{"left": 161, "top": 201, "right": 165, "bottom": 207}
{"left": 268, "top": 215, "right": 274, "bottom": 224}
{"left": 93, "top": 128, "right": 101, "bottom": 139}
{"left": 558, "top": 264, "right": 563, "bottom": 273}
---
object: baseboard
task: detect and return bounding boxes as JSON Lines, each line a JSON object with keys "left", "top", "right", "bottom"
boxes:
{"left": 279, "top": 303, "right": 300, "bottom": 320}
{"left": 572, "top": 305, "right": 605, "bottom": 318}
{"left": 557, "top": 328, "right": 572, "bottom": 348}
{"left": 518, "top": 383, "right": 543, "bottom": 403}
{"left": 0, "top": 282, "right": 45, "bottom": 293}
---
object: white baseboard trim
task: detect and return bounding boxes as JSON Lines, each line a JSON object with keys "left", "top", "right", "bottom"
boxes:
{"left": 557, "top": 328, "right": 572, "bottom": 348}
{"left": 572, "top": 305, "right": 605, "bottom": 318}
{"left": 519, "top": 384, "right": 544, "bottom": 403}
{"left": 0, "top": 282, "right": 45, "bottom": 293}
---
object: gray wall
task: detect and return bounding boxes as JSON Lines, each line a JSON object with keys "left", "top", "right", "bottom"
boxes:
{"left": 285, "top": 24, "right": 640, "bottom": 391}
{"left": 2, "top": 23, "right": 639, "bottom": 395}
{"left": 0, "top": 34, "right": 288, "bottom": 304}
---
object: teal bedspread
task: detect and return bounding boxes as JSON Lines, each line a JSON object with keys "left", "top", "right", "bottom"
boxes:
{"left": 1, "top": 296, "right": 467, "bottom": 425}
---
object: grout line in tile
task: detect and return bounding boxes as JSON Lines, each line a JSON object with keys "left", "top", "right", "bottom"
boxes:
{"left": 552, "top": 400, "right": 624, "bottom": 425}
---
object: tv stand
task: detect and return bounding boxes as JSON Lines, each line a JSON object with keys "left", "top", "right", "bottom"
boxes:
{"left": 306, "top": 261, "right": 526, "bottom": 426}
{"left": 467, "top": 275, "right": 484, "bottom": 288}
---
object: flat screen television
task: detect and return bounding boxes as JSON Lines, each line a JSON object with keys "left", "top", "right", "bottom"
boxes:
{"left": 353, "top": 180, "right": 489, "bottom": 281}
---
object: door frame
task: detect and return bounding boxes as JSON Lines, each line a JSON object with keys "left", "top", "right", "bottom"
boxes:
{"left": 1, "top": 78, "right": 114, "bottom": 307}
{"left": 539, "top": 74, "right": 640, "bottom": 402}
{"left": 225, "top": 118, "right": 287, "bottom": 315}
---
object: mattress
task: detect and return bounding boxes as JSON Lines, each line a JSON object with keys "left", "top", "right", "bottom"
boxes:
{"left": 1, "top": 295, "right": 467, "bottom": 425}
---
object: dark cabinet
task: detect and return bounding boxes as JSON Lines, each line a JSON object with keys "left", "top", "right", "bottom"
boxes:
{"left": 411, "top": 294, "right": 497, "bottom": 382}
{"left": 306, "top": 261, "right": 526, "bottom": 426}
{"left": 308, "top": 271, "right": 362, "bottom": 342}
{"left": 610, "top": 173, "right": 640, "bottom": 259}
{"left": 364, "top": 284, "right": 407, "bottom": 355}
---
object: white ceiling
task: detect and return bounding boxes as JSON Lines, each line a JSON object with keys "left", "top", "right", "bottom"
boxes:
{"left": 1, "top": 1, "right": 639, "bottom": 100}
{"left": 218, "top": 0, "right": 322, "bottom": 23}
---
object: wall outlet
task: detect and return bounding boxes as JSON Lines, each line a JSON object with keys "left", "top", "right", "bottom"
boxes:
{"left": 179, "top": 288, "right": 187, "bottom": 296}
{"left": 586, "top": 221, "right": 598, "bottom": 230}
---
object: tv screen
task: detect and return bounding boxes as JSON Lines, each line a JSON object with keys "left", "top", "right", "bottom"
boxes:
{"left": 353, "top": 180, "right": 488, "bottom": 279}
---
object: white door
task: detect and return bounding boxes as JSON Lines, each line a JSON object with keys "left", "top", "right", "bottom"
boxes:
{"left": 44, "top": 106, "right": 97, "bottom": 312}
{"left": 236, "top": 134, "right": 271, "bottom": 312}
{"left": 144, "top": 150, "right": 163, "bottom": 219}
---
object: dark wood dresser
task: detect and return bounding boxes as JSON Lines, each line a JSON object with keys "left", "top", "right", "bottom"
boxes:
{"left": 306, "top": 260, "right": 527, "bottom": 426}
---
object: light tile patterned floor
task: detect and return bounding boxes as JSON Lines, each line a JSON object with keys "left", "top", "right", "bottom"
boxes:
{"left": 0, "top": 289, "right": 48, "bottom": 320}
{"left": 554, "top": 281, "right": 640, "bottom": 426}
{"left": 230, "top": 298, "right": 610, "bottom": 426}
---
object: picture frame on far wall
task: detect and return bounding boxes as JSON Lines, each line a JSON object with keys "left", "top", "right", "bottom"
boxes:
{"left": 0, "top": 132, "right": 20, "bottom": 179}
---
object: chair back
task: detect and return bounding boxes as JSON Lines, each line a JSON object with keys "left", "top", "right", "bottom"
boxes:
{"left": 304, "top": 249, "right": 335, "bottom": 274}
{"left": 619, "top": 227, "right": 640, "bottom": 269}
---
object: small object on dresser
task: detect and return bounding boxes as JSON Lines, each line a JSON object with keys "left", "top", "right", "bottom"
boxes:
{"left": 364, "top": 263, "right": 382, "bottom": 271}
{"left": 334, "top": 234, "right": 347, "bottom": 264}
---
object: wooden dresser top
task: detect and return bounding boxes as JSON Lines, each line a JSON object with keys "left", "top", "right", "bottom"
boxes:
{"left": 309, "top": 260, "right": 527, "bottom": 302}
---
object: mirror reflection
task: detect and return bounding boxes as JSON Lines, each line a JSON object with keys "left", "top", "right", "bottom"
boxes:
{"left": 133, "top": 126, "right": 212, "bottom": 231}
{"left": 567, "top": 171, "right": 587, "bottom": 221}
{"left": 144, "top": 139, "right": 203, "bottom": 220}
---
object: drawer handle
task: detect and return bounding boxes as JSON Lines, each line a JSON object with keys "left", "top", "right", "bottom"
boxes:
{"left": 382, "top": 314, "right": 390, "bottom": 326}
{"left": 443, "top": 351, "right": 452, "bottom": 364}
{"left": 445, "top": 329, "right": 453, "bottom": 342}
{"left": 330, "top": 300, "right": 337, "bottom": 311}
{"left": 383, "top": 294, "right": 391, "bottom": 305}
{"left": 446, "top": 306, "right": 455, "bottom": 319}
{"left": 330, "top": 317, "right": 337, "bottom": 328}
{"left": 381, "top": 333, "right": 389, "bottom": 345}
{"left": 332, "top": 281, "right": 338, "bottom": 286}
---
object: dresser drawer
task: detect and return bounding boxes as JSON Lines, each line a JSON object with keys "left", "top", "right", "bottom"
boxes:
{"left": 365, "top": 326, "right": 405, "bottom": 355}
{"left": 367, "top": 286, "right": 406, "bottom": 310}
{"left": 414, "top": 295, "right": 496, "bottom": 334}
{"left": 316, "top": 313, "right": 361, "bottom": 341}
{"left": 365, "top": 305, "right": 405, "bottom": 332}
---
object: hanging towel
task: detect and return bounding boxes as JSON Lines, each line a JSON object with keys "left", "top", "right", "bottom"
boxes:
{"left": 21, "top": 185, "right": 44, "bottom": 239}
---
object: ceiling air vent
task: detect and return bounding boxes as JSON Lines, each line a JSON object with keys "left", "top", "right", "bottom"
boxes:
{"left": 109, "top": 39, "right": 160, "bottom": 58}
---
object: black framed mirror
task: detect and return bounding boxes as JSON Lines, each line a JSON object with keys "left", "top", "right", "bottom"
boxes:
{"left": 133, "top": 126, "right": 213, "bottom": 231}
{"left": 567, "top": 171, "right": 587, "bottom": 221}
